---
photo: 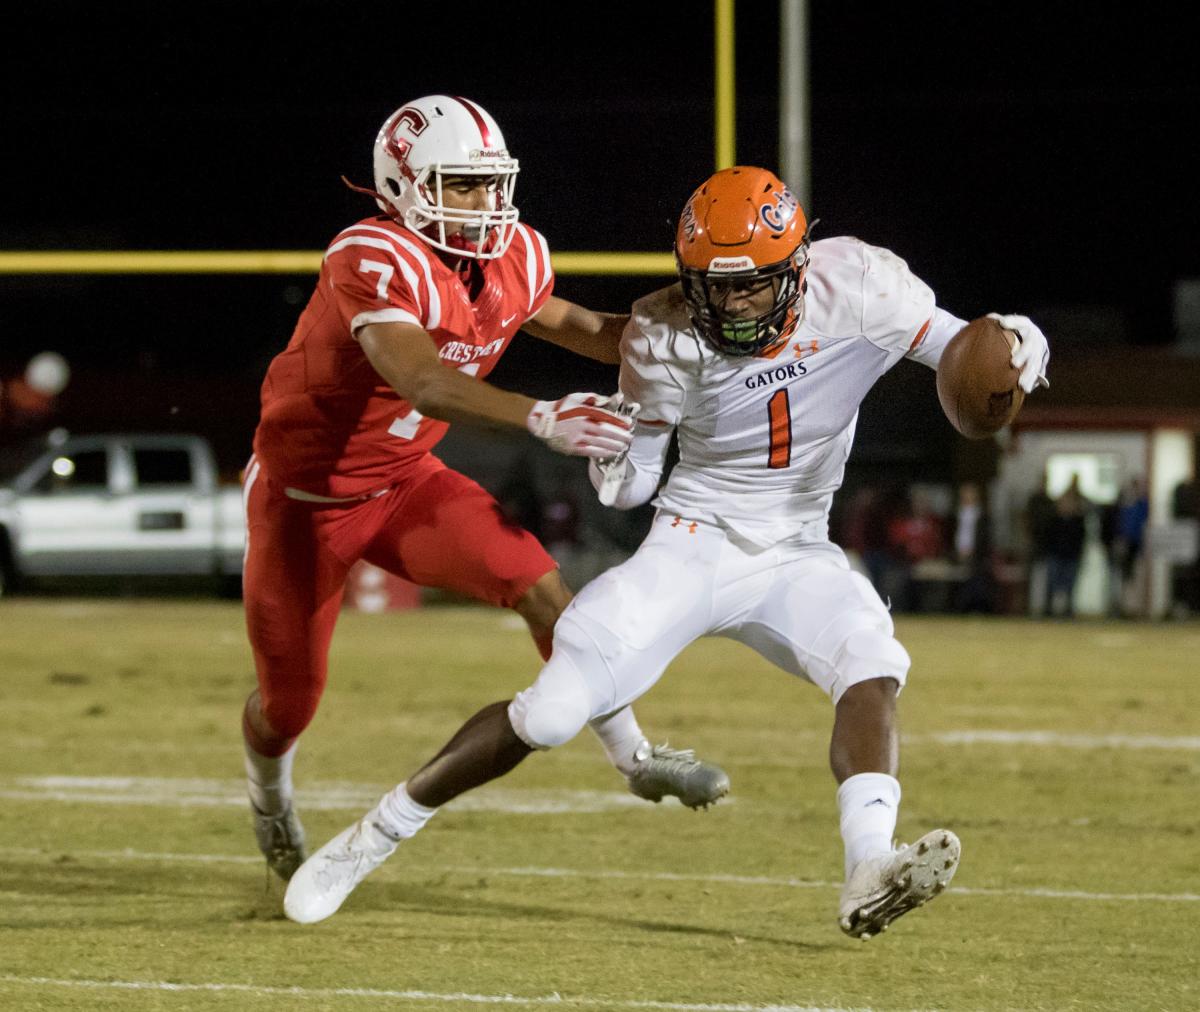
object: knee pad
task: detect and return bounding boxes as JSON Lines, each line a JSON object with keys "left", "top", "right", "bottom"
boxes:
{"left": 830, "top": 627, "right": 911, "bottom": 702}
{"left": 508, "top": 653, "right": 593, "bottom": 750}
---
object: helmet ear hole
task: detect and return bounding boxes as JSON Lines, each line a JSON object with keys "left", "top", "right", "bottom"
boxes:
{"left": 386, "top": 178, "right": 402, "bottom": 197}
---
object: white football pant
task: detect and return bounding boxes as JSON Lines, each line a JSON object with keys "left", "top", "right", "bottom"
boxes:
{"left": 509, "top": 512, "right": 911, "bottom": 749}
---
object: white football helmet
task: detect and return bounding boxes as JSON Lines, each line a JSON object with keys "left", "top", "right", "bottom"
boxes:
{"left": 372, "top": 95, "right": 519, "bottom": 259}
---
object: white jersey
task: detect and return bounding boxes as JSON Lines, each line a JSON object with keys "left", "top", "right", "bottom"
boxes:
{"left": 618, "top": 236, "right": 955, "bottom": 547}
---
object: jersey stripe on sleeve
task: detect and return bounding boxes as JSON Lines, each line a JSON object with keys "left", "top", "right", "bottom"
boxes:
{"left": 515, "top": 224, "right": 553, "bottom": 313}
{"left": 908, "top": 317, "right": 932, "bottom": 351}
{"left": 350, "top": 307, "right": 423, "bottom": 335}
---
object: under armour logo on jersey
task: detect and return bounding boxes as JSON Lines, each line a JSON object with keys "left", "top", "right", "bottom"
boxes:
{"left": 670, "top": 516, "right": 698, "bottom": 534}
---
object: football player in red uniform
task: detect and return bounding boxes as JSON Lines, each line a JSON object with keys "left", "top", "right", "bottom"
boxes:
{"left": 241, "top": 95, "right": 729, "bottom": 883}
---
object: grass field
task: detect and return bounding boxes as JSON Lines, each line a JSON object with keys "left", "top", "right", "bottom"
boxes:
{"left": 0, "top": 599, "right": 1197, "bottom": 1012}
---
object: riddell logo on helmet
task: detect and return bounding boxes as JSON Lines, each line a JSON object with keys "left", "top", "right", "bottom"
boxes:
{"left": 470, "top": 148, "right": 509, "bottom": 160}
{"left": 707, "top": 256, "right": 755, "bottom": 272}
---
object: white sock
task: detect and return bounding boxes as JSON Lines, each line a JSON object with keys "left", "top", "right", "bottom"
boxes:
{"left": 244, "top": 740, "right": 296, "bottom": 815}
{"left": 837, "top": 772, "right": 901, "bottom": 877}
{"left": 588, "top": 707, "right": 648, "bottom": 775}
{"left": 373, "top": 782, "right": 438, "bottom": 842}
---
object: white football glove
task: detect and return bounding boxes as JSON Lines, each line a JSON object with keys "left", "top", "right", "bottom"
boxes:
{"left": 987, "top": 312, "right": 1050, "bottom": 393}
{"left": 578, "top": 394, "right": 640, "bottom": 505}
{"left": 526, "top": 392, "right": 636, "bottom": 459}
{"left": 594, "top": 455, "right": 629, "bottom": 506}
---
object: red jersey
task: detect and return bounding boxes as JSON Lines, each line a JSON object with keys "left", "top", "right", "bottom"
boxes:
{"left": 253, "top": 216, "right": 554, "bottom": 498}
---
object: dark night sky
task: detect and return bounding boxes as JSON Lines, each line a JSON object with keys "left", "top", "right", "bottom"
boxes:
{"left": 2, "top": 1, "right": 1198, "bottom": 472}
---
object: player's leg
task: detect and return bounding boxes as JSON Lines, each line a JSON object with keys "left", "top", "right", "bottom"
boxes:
{"left": 284, "top": 515, "right": 718, "bottom": 924}
{"left": 398, "top": 524, "right": 723, "bottom": 810}
{"left": 511, "top": 516, "right": 730, "bottom": 810}
{"left": 726, "top": 543, "right": 959, "bottom": 938}
{"left": 366, "top": 467, "right": 729, "bottom": 806}
{"left": 513, "top": 563, "right": 729, "bottom": 807}
{"left": 240, "top": 466, "right": 354, "bottom": 880}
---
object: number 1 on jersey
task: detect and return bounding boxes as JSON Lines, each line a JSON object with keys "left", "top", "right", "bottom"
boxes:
{"left": 767, "top": 388, "right": 792, "bottom": 469}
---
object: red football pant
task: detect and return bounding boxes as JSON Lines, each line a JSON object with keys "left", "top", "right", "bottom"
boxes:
{"left": 242, "top": 455, "right": 557, "bottom": 742}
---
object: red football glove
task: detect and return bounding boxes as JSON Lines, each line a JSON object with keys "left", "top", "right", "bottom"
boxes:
{"left": 526, "top": 392, "right": 635, "bottom": 459}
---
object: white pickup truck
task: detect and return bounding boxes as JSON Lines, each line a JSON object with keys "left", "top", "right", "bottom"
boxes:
{"left": 0, "top": 431, "right": 245, "bottom": 595}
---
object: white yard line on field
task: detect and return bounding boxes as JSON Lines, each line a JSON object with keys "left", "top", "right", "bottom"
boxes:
{"left": 924, "top": 730, "right": 1200, "bottom": 750}
{"left": 0, "top": 776, "right": 660, "bottom": 813}
{"left": 2, "top": 846, "right": 1196, "bottom": 904}
{"left": 0, "top": 975, "right": 920, "bottom": 1012}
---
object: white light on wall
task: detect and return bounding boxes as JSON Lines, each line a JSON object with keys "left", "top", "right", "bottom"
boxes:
{"left": 1045, "top": 452, "right": 1120, "bottom": 504}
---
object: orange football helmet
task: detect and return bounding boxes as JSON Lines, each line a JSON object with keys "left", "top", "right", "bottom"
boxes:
{"left": 675, "top": 166, "right": 811, "bottom": 355}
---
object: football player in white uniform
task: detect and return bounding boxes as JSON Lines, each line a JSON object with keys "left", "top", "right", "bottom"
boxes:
{"left": 283, "top": 166, "right": 1050, "bottom": 938}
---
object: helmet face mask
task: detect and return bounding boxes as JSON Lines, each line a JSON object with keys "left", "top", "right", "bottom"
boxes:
{"left": 678, "top": 257, "right": 804, "bottom": 356}
{"left": 674, "top": 166, "right": 810, "bottom": 356}
{"left": 373, "top": 96, "right": 520, "bottom": 260}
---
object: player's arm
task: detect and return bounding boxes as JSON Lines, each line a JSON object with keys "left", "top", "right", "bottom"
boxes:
{"left": 588, "top": 420, "right": 673, "bottom": 509}
{"left": 908, "top": 309, "right": 1050, "bottom": 393}
{"left": 358, "top": 321, "right": 632, "bottom": 458}
{"left": 588, "top": 309, "right": 685, "bottom": 507}
{"left": 905, "top": 308, "right": 969, "bottom": 370}
{"left": 360, "top": 321, "right": 533, "bottom": 429}
{"left": 521, "top": 295, "right": 629, "bottom": 365}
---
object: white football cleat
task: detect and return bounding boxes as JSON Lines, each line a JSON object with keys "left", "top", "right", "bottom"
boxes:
{"left": 838, "top": 829, "right": 961, "bottom": 939}
{"left": 283, "top": 810, "right": 399, "bottom": 924}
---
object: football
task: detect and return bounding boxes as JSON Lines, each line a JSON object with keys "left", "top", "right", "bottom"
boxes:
{"left": 935, "top": 316, "right": 1026, "bottom": 438}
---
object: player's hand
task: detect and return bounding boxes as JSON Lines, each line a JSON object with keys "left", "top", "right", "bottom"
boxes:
{"left": 987, "top": 312, "right": 1050, "bottom": 393}
{"left": 526, "top": 392, "right": 636, "bottom": 459}
{"left": 588, "top": 395, "right": 640, "bottom": 503}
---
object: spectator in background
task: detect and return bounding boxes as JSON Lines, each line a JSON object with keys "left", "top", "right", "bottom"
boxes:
{"left": 1024, "top": 480, "right": 1056, "bottom": 617}
{"left": 1046, "top": 475, "right": 1089, "bottom": 617}
{"left": 1171, "top": 476, "right": 1199, "bottom": 617}
{"left": 1111, "top": 478, "right": 1149, "bottom": 616}
{"left": 839, "top": 485, "right": 881, "bottom": 580}
{"left": 886, "top": 488, "right": 945, "bottom": 611}
{"left": 1098, "top": 494, "right": 1121, "bottom": 616}
{"left": 952, "top": 481, "right": 994, "bottom": 613}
